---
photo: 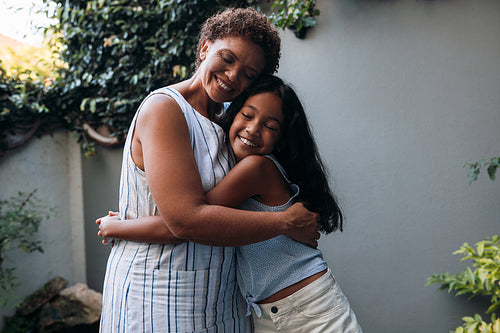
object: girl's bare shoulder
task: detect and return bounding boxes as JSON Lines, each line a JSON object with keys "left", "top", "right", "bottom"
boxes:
{"left": 236, "top": 155, "right": 279, "bottom": 176}
{"left": 238, "top": 155, "right": 290, "bottom": 204}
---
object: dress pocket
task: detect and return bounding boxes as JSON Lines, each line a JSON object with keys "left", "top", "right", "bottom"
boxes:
{"left": 126, "top": 268, "right": 220, "bottom": 332}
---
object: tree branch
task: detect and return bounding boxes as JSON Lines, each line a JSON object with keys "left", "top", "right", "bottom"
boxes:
{"left": 82, "top": 123, "right": 125, "bottom": 147}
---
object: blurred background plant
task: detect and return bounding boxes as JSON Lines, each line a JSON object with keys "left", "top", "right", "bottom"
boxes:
{"left": 427, "top": 156, "right": 500, "bottom": 333}
{"left": 0, "top": 190, "right": 55, "bottom": 307}
{"left": 0, "top": 0, "right": 319, "bottom": 158}
{"left": 268, "top": 0, "right": 319, "bottom": 38}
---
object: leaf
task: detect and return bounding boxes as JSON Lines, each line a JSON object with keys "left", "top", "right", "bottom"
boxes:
{"left": 478, "top": 242, "right": 485, "bottom": 257}
{"left": 488, "top": 163, "right": 498, "bottom": 181}
{"left": 493, "top": 318, "right": 500, "bottom": 333}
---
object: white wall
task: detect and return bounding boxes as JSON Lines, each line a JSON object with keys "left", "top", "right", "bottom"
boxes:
{"left": 0, "top": 131, "right": 86, "bottom": 326}
{"left": 275, "top": 0, "right": 500, "bottom": 331}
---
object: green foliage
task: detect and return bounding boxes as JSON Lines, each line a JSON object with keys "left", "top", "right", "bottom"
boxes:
{"left": 40, "top": 0, "right": 255, "bottom": 157}
{"left": 268, "top": 0, "right": 319, "bottom": 38}
{"left": 464, "top": 157, "right": 500, "bottom": 183}
{"left": 0, "top": 190, "right": 53, "bottom": 306}
{"left": 426, "top": 236, "right": 500, "bottom": 313}
{"left": 453, "top": 314, "right": 500, "bottom": 333}
{"left": 427, "top": 156, "right": 500, "bottom": 332}
{"left": 427, "top": 236, "right": 500, "bottom": 332}
{"left": 1, "top": 0, "right": 320, "bottom": 157}
{"left": 0, "top": 61, "right": 54, "bottom": 155}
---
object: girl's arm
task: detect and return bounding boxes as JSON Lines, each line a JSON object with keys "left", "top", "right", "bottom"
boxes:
{"left": 98, "top": 94, "right": 319, "bottom": 247}
{"left": 97, "top": 213, "right": 185, "bottom": 245}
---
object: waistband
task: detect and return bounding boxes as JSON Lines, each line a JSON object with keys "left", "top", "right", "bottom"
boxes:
{"left": 257, "top": 268, "right": 335, "bottom": 317}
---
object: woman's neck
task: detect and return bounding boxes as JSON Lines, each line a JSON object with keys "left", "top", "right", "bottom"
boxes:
{"left": 172, "top": 77, "right": 220, "bottom": 121}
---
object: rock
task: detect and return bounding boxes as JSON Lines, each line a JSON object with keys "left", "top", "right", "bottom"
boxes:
{"left": 17, "top": 277, "right": 68, "bottom": 316}
{"left": 1, "top": 280, "right": 102, "bottom": 333}
{"left": 38, "top": 283, "right": 102, "bottom": 333}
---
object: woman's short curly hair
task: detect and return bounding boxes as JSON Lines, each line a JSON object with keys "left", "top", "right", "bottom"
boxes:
{"left": 195, "top": 7, "right": 281, "bottom": 76}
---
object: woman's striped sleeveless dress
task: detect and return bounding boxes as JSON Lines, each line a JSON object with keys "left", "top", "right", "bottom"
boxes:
{"left": 99, "top": 87, "right": 251, "bottom": 333}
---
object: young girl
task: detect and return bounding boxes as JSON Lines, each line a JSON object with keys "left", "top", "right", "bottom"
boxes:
{"left": 98, "top": 76, "right": 362, "bottom": 332}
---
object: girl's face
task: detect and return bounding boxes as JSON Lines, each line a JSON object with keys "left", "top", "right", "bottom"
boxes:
{"left": 199, "top": 37, "right": 266, "bottom": 103}
{"left": 229, "top": 92, "right": 283, "bottom": 162}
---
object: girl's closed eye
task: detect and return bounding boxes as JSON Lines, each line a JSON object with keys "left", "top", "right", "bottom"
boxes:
{"left": 265, "top": 124, "right": 279, "bottom": 131}
{"left": 244, "top": 72, "right": 257, "bottom": 80}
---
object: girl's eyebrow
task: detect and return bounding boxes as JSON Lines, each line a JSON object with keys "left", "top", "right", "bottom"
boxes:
{"left": 242, "top": 104, "right": 257, "bottom": 111}
{"left": 242, "top": 105, "right": 282, "bottom": 124}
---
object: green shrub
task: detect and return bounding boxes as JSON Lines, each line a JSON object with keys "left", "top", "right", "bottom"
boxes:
{"left": 0, "top": 61, "right": 52, "bottom": 156}
{"left": 0, "top": 190, "right": 54, "bottom": 306}
{"left": 427, "top": 156, "right": 500, "bottom": 332}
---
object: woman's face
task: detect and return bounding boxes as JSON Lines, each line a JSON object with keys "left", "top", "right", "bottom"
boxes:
{"left": 199, "top": 37, "right": 266, "bottom": 103}
{"left": 229, "top": 92, "right": 283, "bottom": 162}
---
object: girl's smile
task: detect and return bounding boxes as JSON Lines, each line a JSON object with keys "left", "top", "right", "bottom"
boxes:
{"left": 229, "top": 92, "right": 283, "bottom": 161}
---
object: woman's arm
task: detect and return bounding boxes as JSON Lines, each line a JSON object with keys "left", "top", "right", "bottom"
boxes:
{"left": 101, "top": 93, "right": 319, "bottom": 247}
{"left": 97, "top": 155, "right": 287, "bottom": 245}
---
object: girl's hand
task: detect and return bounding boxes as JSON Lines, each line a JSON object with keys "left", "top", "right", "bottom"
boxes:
{"left": 283, "top": 202, "right": 321, "bottom": 248}
{"left": 96, "top": 211, "right": 119, "bottom": 246}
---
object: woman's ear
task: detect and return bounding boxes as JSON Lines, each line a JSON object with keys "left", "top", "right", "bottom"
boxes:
{"left": 199, "top": 39, "right": 210, "bottom": 61}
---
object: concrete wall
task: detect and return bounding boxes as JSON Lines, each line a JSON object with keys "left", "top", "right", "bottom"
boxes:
{"left": 80, "top": 0, "right": 499, "bottom": 331}
{"left": 81, "top": 145, "right": 122, "bottom": 292}
{"left": 275, "top": 0, "right": 500, "bottom": 331}
{"left": 0, "top": 131, "right": 86, "bottom": 326}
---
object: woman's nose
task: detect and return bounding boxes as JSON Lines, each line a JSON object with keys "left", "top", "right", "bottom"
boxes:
{"left": 225, "top": 68, "right": 238, "bottom": 82}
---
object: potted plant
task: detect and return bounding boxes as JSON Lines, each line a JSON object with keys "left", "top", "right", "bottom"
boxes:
{"left": 268, "top": 0, "right": 320, "bottom": 39}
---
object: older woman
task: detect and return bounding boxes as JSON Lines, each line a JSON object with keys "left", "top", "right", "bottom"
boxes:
{"left": 99, "top": 8, "right": 319, "bottom": 333}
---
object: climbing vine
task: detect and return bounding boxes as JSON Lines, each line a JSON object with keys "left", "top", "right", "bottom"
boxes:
{"left": 0, "top": 0, "right": 319, "bottom": 158}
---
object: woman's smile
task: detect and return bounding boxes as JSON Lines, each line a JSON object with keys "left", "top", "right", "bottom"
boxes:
{"left": 216, "top": 76, "right": 234, "bottom": 93}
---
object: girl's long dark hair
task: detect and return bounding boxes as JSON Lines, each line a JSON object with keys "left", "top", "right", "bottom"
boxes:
{"left": 221, "top": 76, "right": 343, "bottom": 233}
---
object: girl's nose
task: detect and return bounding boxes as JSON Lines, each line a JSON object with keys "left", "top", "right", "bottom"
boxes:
{"left": 245, "top": 122, "right": 259, "bottom": 135}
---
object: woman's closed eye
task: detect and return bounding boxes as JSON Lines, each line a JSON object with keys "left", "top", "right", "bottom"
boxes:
{"left": 219, "top": 50, "right": 234, "bottom": 64}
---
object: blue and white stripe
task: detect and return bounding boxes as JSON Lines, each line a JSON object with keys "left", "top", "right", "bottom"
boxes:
{"left": 100, "top": 87, "right": 249, "bottom": 333}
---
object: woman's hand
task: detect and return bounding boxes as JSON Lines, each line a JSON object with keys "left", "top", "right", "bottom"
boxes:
{"left": 282, "top": 202, "right": 321, "bottom": 247}
{"left": 96, "top": 211, "right": 187, "bottom": 245}
{"left": 96, "top": 211, "right": 119, "bottom": 246}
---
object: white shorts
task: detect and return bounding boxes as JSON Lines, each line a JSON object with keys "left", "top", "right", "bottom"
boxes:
{"left": 253, "top": 269, "right": 363, "bottom": 333}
